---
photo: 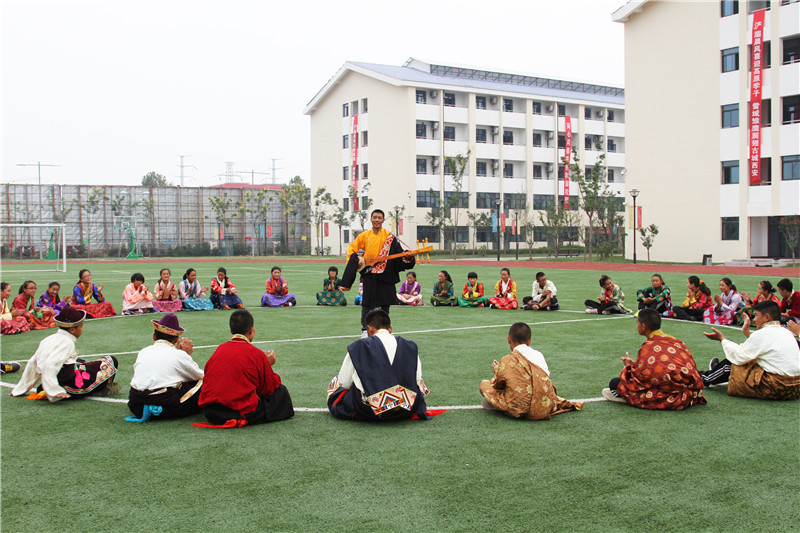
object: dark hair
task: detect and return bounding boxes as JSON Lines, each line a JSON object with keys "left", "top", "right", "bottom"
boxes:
{"left": 637, "top": 308, "right": 661, "bottom": 331}
{"left": 720, "top": 277, "right": 737, "bottom": 292}
{"left": 688, "top": 275, "right": 711, "bottom": 296}
{"left": 0, "top": 282, "right": 9, "bottom": 291}
{"left": 406, "top": 271, "right": 416, "bottom": 279}
{"left": 535, "top": 271, "right": 546, "bottom": 280}
{"left": 328, "top": 266, "right": 339, "bottom": 275}
{"left": 365, "top": 309, "right": 391, "bottom": 330}
{"left": 153, "top": 330, "right": 179, "bottom": 344}
{"left": 230, "top": 309, "right": 254, "bottom": 335}
{"left": 370, "top": 209, "right": 385, "bottom": 218}
{"left": 599, "top": 275, "right": 611, "bottom": 287}
{"left": 501, "top": 267, "right": 510, "bottom": 275}
{"left": 160, "top": 268, "right": 171, "bottom": 276}
{"left": 19, "top": 280, "right": 35, "bottom": 294}
{"left": 439, "top": 270, "right": 453, "bottom": 283}
{"left": 183, "top": 268, "right": 196, "bottom": 281}
{"left": 508, "top": 322, "right": 531, "bottom": 345}
{"left": 777, "top": 278, "right": 794, "bottom": 292}
{"left": 754, "top": 301, "right": 781, "bottom": 322}
{"left": 217, "top": 267, "right": 227, "bottom": 275}
{"left": 47, "top": 282, "right": 61, "bottom": 304}
{"left": 467, "top": 272, "right": 478, "bottom": 279}
{"left": 271, "top": 266, "right": 282, "bottom": 274}
{"left": 651, "top": 273, "right": 664, "bottom": 283}
{"left": 131, "top": 273, "right": 145, "bottom": 283}
{"left": 759, "top": 280, "right": 776, "bottom": 294}
{"left": 78, "top": 269, "right": 91, "bottom": 282}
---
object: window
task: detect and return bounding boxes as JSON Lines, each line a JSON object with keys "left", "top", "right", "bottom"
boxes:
{"left": 720, "top": 0, "right": 738, "bottom": 16}
{"left": 475, "top": 96, "right": 486, "bottom": 109}
{"left": 444, "top": 92, "right": 456, "bottom": 107}
{"left": 722, "top": 217, "right": 739, "bottom": 240}
{"left": 455, "top": 226, "right": 469, "bottom": 243}
{"left": 558, "top": 195, "right": 580, "bottom": 210}
{"left": 343, "top": 166, "right": 349, "bottom": 181}
{"left": 362, "top": 163, "right": 368, "bottom": 179}
{"left": 504, "top": 193, "right": 526, "bottom": 209}
{"left": 585, "top": 135, "right": 593, "bottom": 150}
{"left": 342, "top": 103, "right": 349, "bottom": 117}
{"left": 417, "top": 158, "right": 427, "bottom": 174}
{"left": 444, "top": 126, "right": 456, "bottom": 141}
{"left": 722, "top": 47, "right": 739, "bottom": 72}
{"left": 503, "top": 163, "right": 514, "bottom": 178}
{"left": 533, "top": 133, "right": 542, "bottom": 147}
{"left": 608, "top": 169, "right": 616, "bottom": 182}
{"left": 351, "top": 101, "right": 358, "bottom": 115}
{"left": 417, "top": 225, "right": 439, "bottom": 243}
{"left": 585, "top": 107, "right": 592, "bottom": 119}
{"left": 416, "top": 90, "right": 427, "bottom": 104}
{"left": 503, "top": 130, "right": 514, "bottom": 145}
{"left": 559, "top": 165, "right": 565, "bottom": 181}
{"left": 783, "top": 95, "right": 800, "bottom": 124}
{"left": 361, "top": 131, "right": 368, "bottom": 146}
{"left": 533, "top": 194, "right": 554, "bottom": 210}
{"left": 503, "top": 99, "right": 513, "bottom": 112}
{"left": 476, "top": 128, "right": 487, "bottom": 143}
{"left": 476, "top": 192, "right": 500, "bottom": 209}
{"left": 444, "top": 191, "right": 469, "bottom": 208}
{"left": 476, "top": 161, "right": 487, "bottom": 176}
{"left": 532, "top": 101, "right": 542, "bottom": 114}
{"left": 343, "top": 198, "right": 350, "bottom": 212}
{"left": 557, "top": 104, "right": 565, "bottom": 116}
{"left": 721, "top": 161, "right": 739, "bottom": 184}
{"left": 343, "top": 135, "right": 349, "bottom": 148}
{"left": 361, "top": 98, "right": 368, "bottom": 113}
{"left": 784, "top": 37, "right": 800, "bottom": 64}
{"left": 607, "top": 139, "right": 617, "bottom": 152}
{"left": 416, "top": 190, "right": 438, "bottom": 208}
{"left": 533, "top": 165, "right": 543, "bottom": 178}
{"left": 558, "top": 135, "right": 566, "bottom": 149}
{"left": 352, "top": 165, "right": 358, "bottom": 181}
{"left": 416, "top": 123, "right": 427, "bottom": 139}
{"left": 722, "top": 104, "right": 739, "bottom": 128}
{"left": 749, "top": 41, "right": 771, "bottom": 69}
{"left": 755, "top": 157, "right": 772, "bottom": 184}
{"left": 748, "top": 0, "right": 769, "bottom": 12}
{"left": 607, "top": 110, "right": 615, "bottom": 122}
{"left": 782, "top": 155, "right": 800, "bottom": 180}
{"left": 362, "top": 195, "right": 368, "bottom": 209}
{"left": 343, "top": 229, "right": 349, "bottom": 243}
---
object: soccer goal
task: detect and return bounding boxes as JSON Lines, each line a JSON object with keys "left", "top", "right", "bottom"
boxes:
{"left": 0, "top": 223, "right": 68, "bottom": 273}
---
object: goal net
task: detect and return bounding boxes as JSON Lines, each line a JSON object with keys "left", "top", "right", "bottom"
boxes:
{"left": 0, "top": 223, "right": 67, "bottom": 273}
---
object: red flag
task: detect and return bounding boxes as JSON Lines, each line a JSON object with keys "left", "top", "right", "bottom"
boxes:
{"left": 324, "top": 222, "right": 329, "bottom": 237}
{"left": 500, "top": 213, "right": 506, "bottom": 233}
{"left": 351, "top": 114, "right": 359, "bottom": 195}
{"left": 266, "top": 225, "right": 272, "bottom": 238}
{"left": 749, "top": 9, "right": 766, "bottom": 185}
{"left": 564, "top": 116, "right": 572, "bottom": 208}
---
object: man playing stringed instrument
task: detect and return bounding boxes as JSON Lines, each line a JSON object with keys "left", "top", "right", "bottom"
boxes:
{"left": 340, "top": 209, "right": 416, "bottom": 333}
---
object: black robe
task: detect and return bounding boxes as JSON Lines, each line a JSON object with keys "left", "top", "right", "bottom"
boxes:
{"left": 340, "top": 232, "right": 415, "bottom": 308}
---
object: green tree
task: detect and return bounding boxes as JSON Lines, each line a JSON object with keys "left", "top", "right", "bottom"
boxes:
{"left": 538, "top": 199, "right": 569, "bottom": 259}
{"left": 779, "top": 215, "right": 800, "bottom": 266}
{"left": 208, "top": 192, "right": 233, "bottom": 247}
{"left": 349, "top": 182, "right": 373, "bottom": 231}
{"left": 639, "top": 223, "right": 659, "bottom": 263}
{"left": 237, "top": 189, "right": 273, "bottom": 255}
{"left": 79, "top": 187, "right": 108, "bottom": 254}
{"left": 308, "top": 186, "right": 335, "bottom": 255}
{"left": 110, "top": 194, "right": 137, "bottom": 257}
{"left": 519, "top": 208, "right": 538, "bottom": 260}
{"left": 570, "top": 144, "right": 607, "bottom": 261}
{"left": 330, "top": 202, "right": 354, "bottom": 256}
{"left": 141, "top": 171, "right": 171, "bottom": 187}
{"left": 275, "top": 176, "right": 307, "bottom": 255}
{"left": 595, "top": 191, "right": 625, "bottom": 259}
{"left": 466, "top": 211, "right": 492, "bottom": 255}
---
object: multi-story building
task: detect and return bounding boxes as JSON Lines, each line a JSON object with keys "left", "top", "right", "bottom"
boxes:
{"left": 304, "top": 58, "right": 626, "bottom": 254}
{"left": 613, "top": 0, "right": 800, "bottom": 263}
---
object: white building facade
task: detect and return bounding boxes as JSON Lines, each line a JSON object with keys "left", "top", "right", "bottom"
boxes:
{"left": 304, "top": 58, "right": 626, "bottom": 254}
{"left": 614, "top": 0, "right": 800, "bottom": 263}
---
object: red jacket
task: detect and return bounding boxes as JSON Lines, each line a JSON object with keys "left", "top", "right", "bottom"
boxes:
{"left": 781, "top": 291, "right": 800, "bottom": 318}
{"left": 199, "top": 338, "right": 281, "bottom": 416}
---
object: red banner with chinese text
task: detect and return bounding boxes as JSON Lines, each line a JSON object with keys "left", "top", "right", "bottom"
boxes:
{"left": 749, "top": 9, "right": 766, "bottom": 185}
{"left": 398, "top": 219, "right": 403, "bottom": 236}
{"left": 564, "top": 116, "right": 572, "bottom": 208}
{"left": 351, "top": 114, "right": 359, "bottom": 204}
{"left": 500, "top": 213, "right": 506, "bottom": 233}
{"left": 266, "top": 225, "right": 272, "bottom": 238}
{"left": 324, "top": 222, "right": 329, "bottom": 237}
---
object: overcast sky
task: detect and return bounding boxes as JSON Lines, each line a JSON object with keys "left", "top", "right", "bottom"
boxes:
{"left": 2, "top": 0, "right": 626, "bottom": 188}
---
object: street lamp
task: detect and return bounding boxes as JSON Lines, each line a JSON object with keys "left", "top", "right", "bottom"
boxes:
{"left": 629, "top": 188, "right": 640, "bottom": 264}
{"left": 393, "top": 205, "right": 401, "bottom": 236}
{"left": 495, "top": 199, "right": 501, "bottom": 262}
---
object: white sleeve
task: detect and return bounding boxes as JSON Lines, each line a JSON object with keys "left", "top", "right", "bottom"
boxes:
{"left": 721, "top": 336, "right": 759, "bottom": 366}
{"left": 40, "top": 338, "right": 73, "bottom": 400}
{"left": 337, "top": 353, "right": 355, "bottom": 390}
{"left": 176, "top": 352, "right": 205, "bottom": 381}
{"left": 548, "top": 280, "right": 557, "bottom": 297}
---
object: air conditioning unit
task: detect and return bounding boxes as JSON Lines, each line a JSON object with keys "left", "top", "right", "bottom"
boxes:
{"left": 491, "top": 126, "right": 499, "bottom": 135}
{"left": 545, "top": 105, "right": 554, "bottom": 112}
{"left": 546, "top": 132, "right": 554, "bottom": 140}
{"left": 492, "top": 161, "right": 500, "bottom": 170}
{"left": 429, "top": 90, "right": 439, "bottom": 98}
{"left": 489, "top": 96, "right": 498, "bottom": 105}
{"left": 432, "top": 122, "right": 439, "bottom": 130}
{"left": 546, "top": 164, "right": 553, "bottom": 173}
{"left": 596, "top": 110, "right": 605, "bottom": 118}
{"left": 432, "top": 157, "right": 439, "bottom": 169}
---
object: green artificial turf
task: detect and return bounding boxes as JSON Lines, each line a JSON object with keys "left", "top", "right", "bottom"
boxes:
{"left": 1, "top": 260, "right": 798, "bottom": 532}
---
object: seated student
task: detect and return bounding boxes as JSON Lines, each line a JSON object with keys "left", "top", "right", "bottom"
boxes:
{"left": 672, "top": 275, "right": 713, "bottom": 321}
{"left": 701, "top": 301, "right": 800, "bottom": 400}
{"left": 584, "top": 275, "right": 631, "bottom": 315}
{"left": 126, "top": 313, "right": 204, "bottom": 422}
{"left": 261, "top": 266, "right": 297, "bottom": 307}
{"left": 327, "top": 309, "right": 429, "bottom": 422}
{"left": 122, "top": 273, "right": 155, "bottom": 315}
{"left": 354, "top": 281, "right": 364, "bottom": 306}
{"left": 197, "top": 309, "right": 294, "bottom": 427}
{"left": 488, "top": 268, "right": 519, "bottom": 309}
{"left": 602, "top": 308, "right": 706, "bottom": 410}
{"left": 316, "top": 266, "right": 347, "bottom": 306}
{"left": 179, "top": 268, "right": 214, "bottom": 311}
{"left": 397, "top": 271, "right": 423, "bottom": 306}
{"left": 37, "top": 281, "right": 73, "bottom": 313}
{"left": 777, "top": 278, "right": 800, "bottom": 325}
{"left": 458, "top": 272, "right": 489, "bottom": 308}
{"left": 1, "top": 281, "right": 30, "bottom": 335}
{"left": 741, "top": 280, "right": 780, "bottom": 321}
{"left": 13, "top": 280, "right": 56, "bottom": 329}
{"left": 430, "top": 270, "right": 455, "bottom": 307}
{"left": 72, "top": 269, "right": 117, "bottom": 318}
{"left": 10, "top": 307, "right": 119, "bottom": 402}
{"left": 480, "top": 322, "right": 583, "bottom": 420}
{"left": 522, "top": 271, "right": 559, "bottom": 311}
{"left": 704, "top": 277, "right": 746, "bottom": 326}
{"left": 210, "top": 267, "right": 244, "bottom": 310}
{"left": 152, "top": 268, "right": 183, "bottom": 313}
{"left": 636, "top": 273, "right": 671, "bottom": 314}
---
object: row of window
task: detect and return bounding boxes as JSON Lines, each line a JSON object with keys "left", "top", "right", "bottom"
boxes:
{"left": 415, "top": 225, "right": 581, "bottom": 243}
{"left": 416, "top": 158, "right": 620, "bottom": 182}
{"left": 721, "top": 154, "right": 800, "bottom": 183}
{"left": 721, "top": 0, "right": 798, "bottom": 18}
{"left": 342, "top": 98, "right": 369, "bottom": 117}
{"left": 342, "top": 164, "right": 369, "bottom": 180}
{"left": 721, "top": 37, "right": 799, "bottom": 73}
{"left": 342, "top": 131, "right": 369, "bottom": 149}
{"left": 721, "top": 95, "right": 800, "bottom": 127}
{"left": 414, "top": 191, "right": 625, "bottom": 211}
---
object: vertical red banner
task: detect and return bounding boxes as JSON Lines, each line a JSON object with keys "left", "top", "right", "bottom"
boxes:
{"left": 563, "top": 115, "right": 572, "bottom": 208}
{"left": 636, "top": 206, "right": 642, "bottom": 229}
{"left": 351, "top": 113, "right": 359, "bottom": 203}
{"left": 219, "top": 227, "right": 225, "bottom": 239}
{"left": 749, "top": 9, "right": 766, "bottom": 185}
{"left": 512, "top": 219, "right": 517, "bottom": 236}
{"left": 266, "top": 225, "right": 272, "bottom": 238}
{"left": 398, "top": 219, "right": 403, "bottom": 236}
{"left": 500, "top": 213, "right": 506, "bottom": 233}
{"left": 324, "top": 222, "right": 329, "bottom": 237}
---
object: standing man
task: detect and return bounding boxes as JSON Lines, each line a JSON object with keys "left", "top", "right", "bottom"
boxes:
{"left": 340, "top": 209, "right": 414, "bottom": 333}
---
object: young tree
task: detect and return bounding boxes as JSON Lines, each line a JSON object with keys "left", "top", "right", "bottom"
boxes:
{"left": 349, "top": 182, "right": 373, "bottom": 232}
{"left": 275, "top": 176, "right": 307, "bottom": 255}
{"left": 570, "top": 144, "right": 607, "bottom": 262}
{"left": 209, "top": 192, "right": 233, "bottom": 254}
{"left": 519, "top": 208, "right": 538, "bottom": 260}
{"left": 424, "top": 188, "right": 448, "bottom": 251}
{"left": 136, "top": 197, "right": 156, "bottom": 254}
{"left": 639, "top": 223, "right": 659, "bottom": 263}
{"left": 79, "top": 187, "right": 107, "bottom": 255}
{"left": 141, "top": 171, "right": 171, "bottom": 187}
{"left": 307, "top": 186, "right": 335, "bottom": 255}
{"left": 538, "top": 200, "right": 569, "bottom": 259}
{"left": 237, "top": 189, "right": 272, "bottom": 255}
{"left": 330, "top": 203, "right": 354, "bottom": 256}
{"left": 595, "top": 191, "right": 625, "bottom": 259}
{"left": 467, "top": 211, "right": 492, "bottom": 255}
{"left": 443, "top": 151, "right": 470, "bottom": 259}
{"left": 110, "top": 194, "right": 137, "bottom": 256}
{"left": 778, "top": 215, "right": 800, "bottom": 266}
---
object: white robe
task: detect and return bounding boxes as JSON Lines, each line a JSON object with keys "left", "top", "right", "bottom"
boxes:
{"left": 11, "top": 329, "right": 79, "bottom": 401}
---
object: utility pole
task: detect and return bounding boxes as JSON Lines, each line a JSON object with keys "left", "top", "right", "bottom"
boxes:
{"left": 16, "top": 161, "right": 60, "bottom": 257}
{"left": 177, "top": 155, "right": 194, "bottom": 187}
{"left": 268, "top": 158, "right": 283, "bottom": 184}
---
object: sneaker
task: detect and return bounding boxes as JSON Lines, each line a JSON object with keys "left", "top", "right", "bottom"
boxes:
{"left": 549, "top": 303, "right": 560, "bottom": 311}
{"left": 601, "top": 388, "right": 627, "bottom": 403}
{"left": 1, "top": 362, "right": 20, "bottom": 374}
{"left": 585, "top": 308, "right": 598, "bottom": 314}
{"left": 708, "top": 357, "right": 719, "bottom": 371}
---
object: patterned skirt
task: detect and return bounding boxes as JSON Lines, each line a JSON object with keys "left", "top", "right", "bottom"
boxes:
{"left": 182, "top": 298, "right": 214, "bottom": 311}
{"left": 261, "top": 293, "right": 297, "bottom": 307}
{"left": 458, "top": 295, "right": 489, "bottom": 307}
{"left": 1, "top": 317, "right": 30, "bottom": 335}
{"left": 702, "top": 307, "right": 744, "bottom": 326}
{"left": 72, "top": 301, "right": 117, "bottom": 318}
{"left": 316, "top": 290, "right": 347, "bottom": 306}
{"left": 153, "top": 300, "right": 184, "bottom": 313}
{"left": 23, "top": 309, "right": 56, "bottom": 329}
{"left": 211, "top": 293, "right": 244, "bottom": 309}
{"left": 56, "top": 356, "right": 118, "bottom": 397}
{"left": 488, "top": 297, "right": 519, "bottom": 309}
{"left": 430, "top": 295, "right": 456, "bottom": 306}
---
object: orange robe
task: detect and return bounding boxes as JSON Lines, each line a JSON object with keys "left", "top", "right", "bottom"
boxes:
{"left": 12, "top": 294, "right": 55, "bottom": 330}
